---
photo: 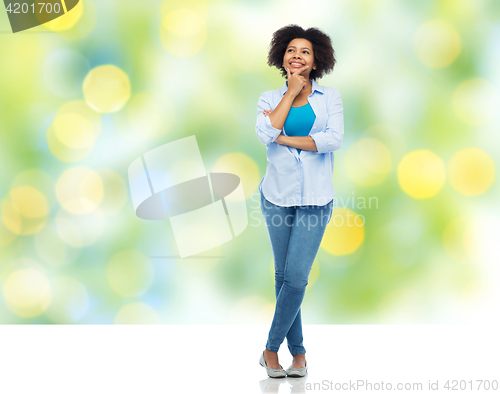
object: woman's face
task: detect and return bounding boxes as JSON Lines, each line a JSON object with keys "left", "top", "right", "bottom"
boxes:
{"left": 282, "top": 38, "right": 316, "bottom": 78}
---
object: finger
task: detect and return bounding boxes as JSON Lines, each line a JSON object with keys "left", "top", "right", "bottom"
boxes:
{"left": 286, "top": 67, "right": 292, "bottom": 80}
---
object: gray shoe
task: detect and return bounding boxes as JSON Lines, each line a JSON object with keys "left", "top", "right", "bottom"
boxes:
{"left": 259, "top": 351, "right": 286, "bottom": 378}
{"left": 286, "top": 361, "right": 308, "bottom": 377}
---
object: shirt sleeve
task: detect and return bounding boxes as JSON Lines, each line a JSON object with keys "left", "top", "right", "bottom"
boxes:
{"left": 255, "top": 91, "right": 282, "bottom": 146}
{"left": 310, "top": 89, "right": 344, "bottom": 154}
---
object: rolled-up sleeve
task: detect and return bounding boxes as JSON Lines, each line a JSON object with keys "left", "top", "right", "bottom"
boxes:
{"left": 255, "top": 91, "right": 282, "bottom": 145}
{"left": 310, "top": 89, "right": 344, "bottom": 154}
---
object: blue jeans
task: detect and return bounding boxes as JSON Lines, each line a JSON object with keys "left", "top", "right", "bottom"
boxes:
{"left": 260, "top": 190, "right": 333, "bottom": 356}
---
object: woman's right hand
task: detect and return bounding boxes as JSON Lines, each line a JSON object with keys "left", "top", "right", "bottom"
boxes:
{"left": 285, "top": 66, "right": 308, "bottom": 97}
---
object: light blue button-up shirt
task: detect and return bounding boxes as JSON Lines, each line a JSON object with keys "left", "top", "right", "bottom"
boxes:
{"left": 256, "top": 79, "right": 344, "bottom": 207}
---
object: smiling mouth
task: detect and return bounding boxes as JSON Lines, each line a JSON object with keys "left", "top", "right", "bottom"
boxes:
{"left": 290, "top": 62, "right": 304, "bottom": 66}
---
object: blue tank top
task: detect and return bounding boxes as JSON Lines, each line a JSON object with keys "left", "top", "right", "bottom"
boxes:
{"left": 283, "top": 102, "right": 316, "bottom": 154}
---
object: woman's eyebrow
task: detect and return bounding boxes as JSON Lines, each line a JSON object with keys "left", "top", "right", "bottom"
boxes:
{"left": 287, "top": 46, "right": 311, "bottom": 51}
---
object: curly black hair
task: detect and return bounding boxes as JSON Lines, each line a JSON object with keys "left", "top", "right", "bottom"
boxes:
{"left": 267, "top": 24, "right": 336, "bottom": 81}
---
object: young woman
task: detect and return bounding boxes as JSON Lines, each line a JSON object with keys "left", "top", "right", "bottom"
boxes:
{"left": 256, "top": 24, "right": 344, "bottom": 378}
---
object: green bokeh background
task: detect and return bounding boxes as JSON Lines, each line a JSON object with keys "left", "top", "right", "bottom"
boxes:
{"left": 0, "top": 0, "right": 499, "bottom": 324}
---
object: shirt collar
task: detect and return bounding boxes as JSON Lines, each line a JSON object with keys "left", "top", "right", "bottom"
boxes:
{"left": 279, "top": 79, "right": 324, "bottom": 96}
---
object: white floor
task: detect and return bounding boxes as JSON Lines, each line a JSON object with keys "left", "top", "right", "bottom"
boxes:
{"left": 1, "top": 325, "right": 498, "bottom": 393}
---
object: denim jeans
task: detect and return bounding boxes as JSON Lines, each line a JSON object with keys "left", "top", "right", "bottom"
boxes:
{"left": 260, "top": 190, "right": 333, "bottom": 356}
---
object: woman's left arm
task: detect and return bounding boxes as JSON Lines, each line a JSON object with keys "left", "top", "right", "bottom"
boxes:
{"left": 275, "top": 133, "right": 319, "bottom": 151}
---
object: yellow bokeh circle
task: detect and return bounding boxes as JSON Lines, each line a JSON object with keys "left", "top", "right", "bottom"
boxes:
{"left": 53, "top": 114, "right": 95, "bottom": 149}
{"left": 159, "top": 0, "right": 208, "bottom": 57}
{"left": 159, "top": 8, "right": 207, "bottom": 57}
{"left": 10, "top": 186, "right": 49, "bottom": 218}
{"left": 11, "top": 169, "right": 57, "bottom": 210}
{"left": 397, "top": 150, "right": 446, "bottom": 199}
{"left": 47, "top": 100, "right": 101, "bottom": 162}
{"left": 212, "top": 152, "right": 261, "bottom": 200}
{"left": 452, "top": 78, "right": 500, "bottom": 127}
{"left": 413, "top": 20, "right": 461, "bottom": 68}
{"left": 321, "top": 208, "right": 364, "bottom": 256}
{"left": 56, "top": 166, "right": 104, "bottom": 215}
{"left": 3, "top": 268, "right": 51, "bottom": 318}
{"left": 106, "top": 250, "right": 154, "bottom": 298}
{"left": 1, "top": 186, "right": 49, "bottom": 235}
{"left": 83, "top": 65, "right": 131, "bottom": 113}
{"left": 43, "top": 1, "right": 83, "bottom": 31}
{"left": 448, "top": 147, "right": 495, "bottom": 196}
{"left": 344, "top": 138, "right": 392, "bottom": 187}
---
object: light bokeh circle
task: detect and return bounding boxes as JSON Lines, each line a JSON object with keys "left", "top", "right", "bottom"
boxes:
{"left": 159, "top": 7, "right": 207, "bottom": 57}
{"left": 47, "top": 100, "right": 101, "bottom": 163}
{"left": 397, "top": 149, "right": 446, "bottom": 199}
{"left": 56, "top": 166, "right": 104, "bottom": 215}
{"left": 9, "top": 186, "right": 49, "bottom": 218}
{"left": 83, "top": 65, "right": 131, "bottom": 113}
{"left": 321, "top": 208, "right": 365, "bottom": 255}
{"left": 2, "top": 187, "right": 49, "bottom": 235}
{"left": 448, "top": 147, "right": 495, "bottom": 196}
{"left": 43, "top": 1, "right": 83, "bottom": 31}
{"left": 413, "top": 20, "right": 461, "bottom": 68}
{"left": 3, "top": 268, "right": 51, "bottom": 318}
{"left": 53, "top": 113, "right": 95, "bottom": 149}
